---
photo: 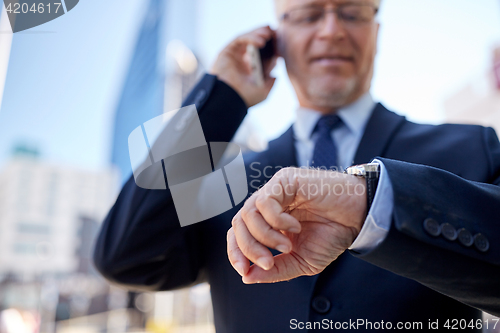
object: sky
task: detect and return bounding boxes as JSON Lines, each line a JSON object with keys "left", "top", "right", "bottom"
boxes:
{"left": 0, "top": 0, "right": 499, "bottom": 171}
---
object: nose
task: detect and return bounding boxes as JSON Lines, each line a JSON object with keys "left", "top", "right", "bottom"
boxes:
{"left": 316, "top": 10, "right": 346, "bottom": 41}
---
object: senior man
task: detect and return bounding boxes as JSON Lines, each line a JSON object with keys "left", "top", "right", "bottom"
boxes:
{"left": 94, "top": 0, "right": 500, "bottom": 331}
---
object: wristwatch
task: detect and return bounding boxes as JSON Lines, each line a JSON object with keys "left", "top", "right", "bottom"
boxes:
{"left": 344, "top": 162, "right": 380, "bottom": 212}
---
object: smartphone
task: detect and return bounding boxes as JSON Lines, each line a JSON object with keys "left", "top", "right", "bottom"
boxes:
{"left": 247, "top": 37, "right": 277, "bottom": 87}
{"left": 259, "top": 37, "right": 277, "bottom": 65}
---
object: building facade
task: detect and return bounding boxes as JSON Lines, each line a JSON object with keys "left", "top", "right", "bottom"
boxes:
{"left": 0, "top": 152, "right": 118, "bottom": 277}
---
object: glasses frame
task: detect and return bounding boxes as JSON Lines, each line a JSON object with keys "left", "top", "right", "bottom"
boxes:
{"left": 280, "top": 2, "right": 379, "bottom": 29}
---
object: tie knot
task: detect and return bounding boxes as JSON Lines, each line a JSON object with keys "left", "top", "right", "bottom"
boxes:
{"left": 313, "top": 114, "right": 342, "bottom": 135}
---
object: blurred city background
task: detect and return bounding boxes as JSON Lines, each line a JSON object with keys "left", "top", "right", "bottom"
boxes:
{"left": 0, "top": 0, "right": 500, "bottom": 332}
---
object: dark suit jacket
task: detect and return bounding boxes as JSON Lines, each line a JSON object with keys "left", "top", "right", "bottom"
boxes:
{"left": 94, "top": 74, "right": 500, "bottom": 332}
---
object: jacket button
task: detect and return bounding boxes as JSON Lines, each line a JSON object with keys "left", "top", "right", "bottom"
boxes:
{"left": 458, "top": 228, "right": 474, "bottom": 247}
{"left": 311, "top": 296, "right": 331, "bottom": 314}
{"left": 441, "top": 223, "right": 457, "bottom": 241}
{"left": 423, "top": 218, "right": 441, "bottom": 237}
{"left": 474, "top": 233, "right": 490, "bottom": 252}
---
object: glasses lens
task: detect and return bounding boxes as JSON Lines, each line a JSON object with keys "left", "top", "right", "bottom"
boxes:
{"left": 287, "top": 7, "right": 324, "bottom": 25}
{"left": 339, "top": 4, "right": 375, "bottom": 24}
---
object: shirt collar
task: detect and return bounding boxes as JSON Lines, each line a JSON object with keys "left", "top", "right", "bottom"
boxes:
{"left": 294, "top": 92, "right": 375, "bottom": 141}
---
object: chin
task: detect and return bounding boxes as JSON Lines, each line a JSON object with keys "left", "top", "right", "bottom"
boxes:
{"left": 306, "top": 76, "right": 358, "bottom": 109}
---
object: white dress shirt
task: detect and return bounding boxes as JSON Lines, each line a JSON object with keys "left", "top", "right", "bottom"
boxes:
{"left": 292, "top": 93, "right": 393, "bottom": 253}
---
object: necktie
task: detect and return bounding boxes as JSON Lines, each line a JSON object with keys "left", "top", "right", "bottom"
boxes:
{"left": 311, "top": 114, "right": 342, "bottom": 170}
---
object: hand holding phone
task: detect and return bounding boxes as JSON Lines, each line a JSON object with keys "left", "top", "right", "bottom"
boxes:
{"left": 210, "top": 26, "right": 278, "bottom": 107}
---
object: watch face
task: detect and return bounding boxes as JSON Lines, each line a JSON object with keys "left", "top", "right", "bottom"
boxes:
{"left": 364, "top": 163, "right": 380, "bottom": 173}
{"left": 345, "top": 163, "right": 380, "bottom": 177}
{"left": 346, "top": 166, "right": 366, "bottom": 176}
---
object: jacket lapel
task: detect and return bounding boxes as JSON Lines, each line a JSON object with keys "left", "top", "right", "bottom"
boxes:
{"left": 353, "top": 103, "right": 406, "bottom": 164}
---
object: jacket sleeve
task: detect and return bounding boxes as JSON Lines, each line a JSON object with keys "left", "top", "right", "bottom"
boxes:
{"left": 354, "top": 127, "right": 500, "bottom": 317}
{"left": 93, "top": 74, "right": 248, "bottom": 291}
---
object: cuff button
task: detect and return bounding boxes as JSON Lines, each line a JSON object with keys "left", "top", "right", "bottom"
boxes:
{"left": 458, "top": 228, "right": 474, "bottom": 247}
{"left": 473, "top": 233, "right": 490, "bottom": 252}
{"left": 441, "top": 223, "right": 457, "bottom": 241}
{"left": 423, "top": 218, "right": 441, "bottom": 237}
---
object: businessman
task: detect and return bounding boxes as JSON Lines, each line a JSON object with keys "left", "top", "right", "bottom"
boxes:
{"left": 94, "top": 0, "right": 500, "bottom": 331}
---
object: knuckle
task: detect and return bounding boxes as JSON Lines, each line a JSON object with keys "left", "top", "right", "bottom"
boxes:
{"left": 254, "top": 195, "right": 266, "bottom": 208}
{"left": 244, "top": 208, "right": 260, "bottom": 228}
{"left": 276, "top": 167, "right": 292, "bottom": 179}
{"left": 226, "top": 228, "right": 233, "bottom": 241}
{"left": 275, "top": 168, "right": 285, "bottom": 177}
{"left": 231, "top": 216, "right": 240, "bottom": 228}
{"left": 240, "top": 207, "right": 249, "bottom": 221}
{"left": 242, "top": 201, "right": 256, "bottom": 217}
{"left": 242, "top": 197, "right": 252, "bottom": 209}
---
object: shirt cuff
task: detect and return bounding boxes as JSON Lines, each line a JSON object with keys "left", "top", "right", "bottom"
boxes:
{"left": 348, "top": 159, "right": 394, "bottom": 254}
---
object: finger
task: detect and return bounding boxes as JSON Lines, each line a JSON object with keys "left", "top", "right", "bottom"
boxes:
{"left": 227, "top": 227, "right": 249, "bottom": 276}
{"left": 242, "top": 253, "right": 306, "bottom": 284}
{"left": 228, "top": 35, "right": 267, "bottom": 55}
{"left": 222, "top": 26, "right": 273, "bottom": 61}
{"left": 232, "top": 209, "right": 275, "bottom": 271}
{"left": 250, "top": 26, "right": 274, "bottom": 39}
{"left": 241, "top": 201, "right": 293, "bottom": 253}
{"left": 228, "top": 27, "right": 273, "bottom": 54}
{"left": 255, "top": 194, "right": 301, "bottom": 233}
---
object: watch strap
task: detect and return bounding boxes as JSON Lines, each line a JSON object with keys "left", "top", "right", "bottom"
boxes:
{"left": 344, "top": 163, "right": 380, "bottom": 212}
{"left": 366, "top": 174, "right": 379, "bottom": 211}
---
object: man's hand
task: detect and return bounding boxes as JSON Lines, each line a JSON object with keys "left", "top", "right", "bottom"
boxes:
{"left": 210, "top": 26, "right": 278, "bottom": 108}
{"left": 227, "top": 167, "right": 367, "bottom": 284}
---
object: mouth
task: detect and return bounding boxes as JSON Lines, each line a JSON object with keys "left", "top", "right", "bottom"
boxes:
{"left": 310, "top": 56, "right": 354, "bottom": 66}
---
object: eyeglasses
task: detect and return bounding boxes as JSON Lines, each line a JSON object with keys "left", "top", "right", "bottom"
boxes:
{"left": 280, "top": 3, "right": 378, "bottom": 29}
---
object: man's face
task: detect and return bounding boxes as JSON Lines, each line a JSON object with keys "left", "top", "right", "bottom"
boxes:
{"left": 276, "top": 0, "right": 379, "bottom": 113}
